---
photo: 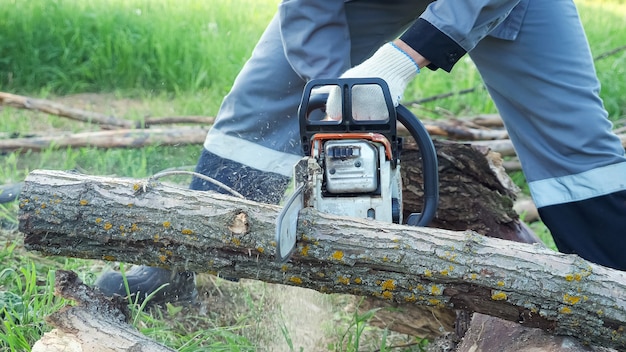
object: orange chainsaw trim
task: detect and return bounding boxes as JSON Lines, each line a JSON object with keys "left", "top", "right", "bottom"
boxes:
{"left": 311, "top": 132, "right": 393, "bottom": 160}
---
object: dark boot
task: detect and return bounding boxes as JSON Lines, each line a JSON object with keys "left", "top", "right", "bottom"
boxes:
{"left": 0, "top": 183, "right": 23, "bottom": 204}
{"left": 94, "top": 265, "right": 197, "bottom": 306}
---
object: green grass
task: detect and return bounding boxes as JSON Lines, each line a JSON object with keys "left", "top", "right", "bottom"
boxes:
{"left": 0, "top": 0, "right": 278, "bottom": 95}
{"left": 578, "top": 0, "right": 626, "bottom": 120}
{"left": 0, "top": 239, "right": 99, "bottom": 351}
{"left": 0, "top": 0, "right": 625, "bottom": 350}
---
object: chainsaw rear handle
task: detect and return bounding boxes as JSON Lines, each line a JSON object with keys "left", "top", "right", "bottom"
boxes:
{"left": 396, "top": 104, "right": 439, "bottom": 227}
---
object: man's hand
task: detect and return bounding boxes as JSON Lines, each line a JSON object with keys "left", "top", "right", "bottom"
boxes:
{"left": 326, "top": 42, "right": 420, "bottom": 120}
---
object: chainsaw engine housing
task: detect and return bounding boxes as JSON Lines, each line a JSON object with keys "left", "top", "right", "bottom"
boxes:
{"left": 323, "top": 139, "right": 378, "bottom": 194}
{"left": 299, "top": 78, "right": 403, "bottom": 223}
{"left": 310, "top": 138, "right": 402, "bottom": 223}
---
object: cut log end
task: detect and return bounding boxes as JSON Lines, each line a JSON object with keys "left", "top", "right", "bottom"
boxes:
{"left": 33, "top": 270, "right": 175, "bottom": 352}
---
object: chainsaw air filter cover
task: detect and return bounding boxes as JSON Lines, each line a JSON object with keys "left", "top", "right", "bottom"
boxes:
{"left": 324, "top": 139, "right": 379, "bottom": 194}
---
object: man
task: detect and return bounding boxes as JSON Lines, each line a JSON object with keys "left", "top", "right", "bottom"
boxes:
{"left": 96, "top": 0, "right": 626, "bottom": 305}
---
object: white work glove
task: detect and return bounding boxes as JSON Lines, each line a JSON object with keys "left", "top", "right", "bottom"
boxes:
{"left": 326, "top": 42, "right": 419, "bottom": 120}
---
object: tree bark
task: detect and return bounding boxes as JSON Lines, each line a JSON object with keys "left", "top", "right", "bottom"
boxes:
{"left": 454, "top": 313, "right": 615, "bottom": 352}
{"left": 18, "top": 170, "right": 626, "bottom": 350}
{"left": 31, "top": 270, "right": 174, "bottom": 352}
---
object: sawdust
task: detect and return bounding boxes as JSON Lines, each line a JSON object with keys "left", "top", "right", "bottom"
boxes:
{"left": 189, "top": 275, "right": 336, "bottom": 351}
{"left": 266, "top": 284, "right": 335, "bottom": 351}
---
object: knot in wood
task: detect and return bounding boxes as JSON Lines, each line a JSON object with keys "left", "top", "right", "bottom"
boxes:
{"left": 228, "top": 212, "right": 249, "bottom": 234}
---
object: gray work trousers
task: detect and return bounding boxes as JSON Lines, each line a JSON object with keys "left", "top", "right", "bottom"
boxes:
{"left": 201, "top": 0, "right": 626, "bottom": 208}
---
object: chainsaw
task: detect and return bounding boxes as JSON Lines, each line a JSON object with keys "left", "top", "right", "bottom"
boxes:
{"left": 276, "top": 78, "right": 439, "bottom": 262}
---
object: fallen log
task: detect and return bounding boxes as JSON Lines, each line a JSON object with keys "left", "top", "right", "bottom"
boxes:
{"left": 454, "top": 313, "right": 615, "bottom": 352}
{"left": 408, "top": 114, "right": 509, "bottom": 141}
{"left": 31, "top": 270, "right": 174, "bottom": 352}
{"left": 465, "top": 114, "right": 504, "bottom": 128}
{"left": 143, "top": 116, "right": 215, "bottom": 127}
{"left": 18, "top": 170, "right": 626, "bottom": 350}
{"left": 355, "top": 139, "right": 539, "bottom": 344}
{"left": 402, "top": 140, "right": 535, "bottom": 242}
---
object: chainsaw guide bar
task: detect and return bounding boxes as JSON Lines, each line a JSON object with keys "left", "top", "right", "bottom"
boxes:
{"left": 275, "top": 184, "right": 305, "bottom": 262}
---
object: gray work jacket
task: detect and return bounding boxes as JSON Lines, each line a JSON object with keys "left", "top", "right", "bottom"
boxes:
{"left": 278, "top": 0, "right": 529, "bottom": 77}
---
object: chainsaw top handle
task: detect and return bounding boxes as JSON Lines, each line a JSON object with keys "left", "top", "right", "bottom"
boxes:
{"left": 298, "top": 78, "right": 439, "bottom": 227}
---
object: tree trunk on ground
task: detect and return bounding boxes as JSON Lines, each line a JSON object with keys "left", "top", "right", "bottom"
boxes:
{"left": 18, "top": 169, "right": 626, "bottom": 350}
{"left": 402, "top": 140, "right": 536, "bottom": 242}
{"left": 454, "top": 313, "right": 615, "bottom": 352}
{"left": 31, "top": 270, "right": 173, "bottom": 352}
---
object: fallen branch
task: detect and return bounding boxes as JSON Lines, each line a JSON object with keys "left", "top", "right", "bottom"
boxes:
{"left": 0, "top": 92, "right": 134, "bottom": 129}
{"left": 513, "top": 198, "right": 539, "bottom": 223}
{"left": 416, "top": 121, "right": 508, "bottom": 141}
{"left": 18, "top": 170, "right": 626, "bottom": 350}
{"left": 143, "top": 116, "right": 215, "bottom": 127}
{"left": 0, "top": 127, "right": 209, "bottom": 152}
{"left": 405, "top": 86, "right": 484, "bottom": 106}
{"left": 465, "top": 114, "right": 504, "bottom": 128}
{"left": 594, "top": 45, "right": 626, "bottom": 61}
{"left": 0, "top": 91, "right": 215, "bottom": 130}
{"left": 502, "top": 159, "right": 522, "bottom": 172}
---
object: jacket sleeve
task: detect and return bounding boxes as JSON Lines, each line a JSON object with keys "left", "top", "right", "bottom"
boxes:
{"left": 400, "top": 0, "right": 524, "bottom": 72}
{"left": 278, "top": 0, "right": 351, "bottom": 81}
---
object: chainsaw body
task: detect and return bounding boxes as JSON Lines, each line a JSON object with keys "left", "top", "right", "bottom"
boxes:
{"left": 300, "top": 78, "right": 403, "bottom": 224}
{"left": 276, "top": 78, "right": 438, "bottom": 261}
{"left": 308, "top": 136, "right": 402, "bottom": 223}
